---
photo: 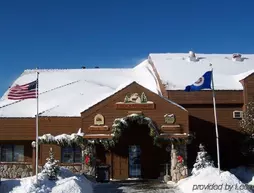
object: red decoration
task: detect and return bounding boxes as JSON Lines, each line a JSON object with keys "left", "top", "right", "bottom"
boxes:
{"left": 177, "top": 155, "right": 183, "bottom": 163}
{"left": 85, "top": 155, "right": 90, "bottom": 165}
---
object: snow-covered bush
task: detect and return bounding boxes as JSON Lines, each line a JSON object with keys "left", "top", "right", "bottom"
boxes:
{"left": 42, "top": 148, "right": 60, "bottom": 180}
{"left": 192, "top": 144, "right": 214, "bottom": 175}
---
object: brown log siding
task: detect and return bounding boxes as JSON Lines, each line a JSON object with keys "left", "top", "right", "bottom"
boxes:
{"left": 81, "top": 82, "right": 189, "bottom": 135}
{"left": 167, "top": 90, "right": 243, "bottom": 105}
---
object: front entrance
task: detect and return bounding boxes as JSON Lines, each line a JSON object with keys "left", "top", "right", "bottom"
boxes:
{"left": 110, "top": 122, "right": 169, "bottom": 179}
{"left": 129, "top": 145, "right": 141, "bottom": 178}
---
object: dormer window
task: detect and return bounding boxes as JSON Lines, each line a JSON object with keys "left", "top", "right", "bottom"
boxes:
{"left": 188, "top": 51, "right": 197, "bottom": 62}
{"left": 232, "top": 53, "right": 242, "bottom": 61}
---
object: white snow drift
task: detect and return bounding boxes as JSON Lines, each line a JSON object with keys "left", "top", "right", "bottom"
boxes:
{"left": 177, "top": 166, "right": 253, "bottom": 193}
{"left": 0, "top": 168, "right": 93, "bottom": 193}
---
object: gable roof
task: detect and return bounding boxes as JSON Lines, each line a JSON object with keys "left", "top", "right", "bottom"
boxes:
{"left": 0, "top": 60, "right": 161, "bottom": 117}
{"left": 149, "top": 53, "right": 254, "bottom": 90}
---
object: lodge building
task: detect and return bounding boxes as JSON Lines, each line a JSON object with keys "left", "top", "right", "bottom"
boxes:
{"left": 0, "top": 52, "right": 253, "bottom": 180}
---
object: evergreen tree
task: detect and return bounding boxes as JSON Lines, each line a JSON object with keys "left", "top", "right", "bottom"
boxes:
{"left": 192, "top": 144, "right": 214, "bottom": 175}
{"left": 239, "top": 101, "right": 254, "bottom": 156}
{"left": 124, "top": 95, "right": 129, "bottom": 103}
{"left": 240, "top": 102, "right": 254, "bottom": 135}
{"left": 140, "top": 92, "right": 147, "bottom": 103}
{"left": 42, "top": 147, "right": 60, "bottom": 180}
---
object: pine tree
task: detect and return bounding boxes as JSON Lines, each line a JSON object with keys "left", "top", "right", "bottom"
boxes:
{"left": 240, "top": 102, "right": 254, "bottom": 135}
{"left": 124, "top": 95, "right": 129, "bottom": 103}
{"left": 191, "top": 144, "right": 214, "bottom": 175}
{"left": 42, "top": 147, "right": 60, "bottom": 180}
{"left": 140, "top": 92, "right": 147, "bottom": 103}
{"left": 239, "top": 101, "right": 254, "bottom": 156}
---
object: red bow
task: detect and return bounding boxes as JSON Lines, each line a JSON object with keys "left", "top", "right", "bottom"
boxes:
{"left": 177, "top": 156, "right": 183, "bottom": 163}
{"left": 85, "top": 155, "right": 90, "bottom": 164}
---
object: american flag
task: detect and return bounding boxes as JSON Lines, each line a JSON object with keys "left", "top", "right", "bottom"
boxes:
{"left": 7, "top": 80, "right": 38, "bottom": 100}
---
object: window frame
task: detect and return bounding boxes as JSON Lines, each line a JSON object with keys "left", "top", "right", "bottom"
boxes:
{"left": 61, "top": 145, "right": 82, "bottom": 163}
{"left": 0, "top": 144, "right": 25, "bottom": 162}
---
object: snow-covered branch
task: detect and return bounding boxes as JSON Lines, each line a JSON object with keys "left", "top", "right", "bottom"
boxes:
{"left": 37, "top": 128, "right": 86, "bottom": 146}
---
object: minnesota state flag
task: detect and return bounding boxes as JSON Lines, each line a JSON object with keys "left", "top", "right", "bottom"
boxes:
{"left": 184, "top": 71, "right": 212, "bottom": 92}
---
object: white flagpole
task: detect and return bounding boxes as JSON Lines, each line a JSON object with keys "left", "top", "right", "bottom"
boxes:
{"left": 210, "top": 64, "right": 221, "bottom": 175}
{"left": 36, "top": 71, "right": 39, "bottom": 184}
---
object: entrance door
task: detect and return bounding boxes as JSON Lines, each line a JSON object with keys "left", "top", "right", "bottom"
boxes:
{"left": 128, "top": 145, "right": 141, "bottom": 178}
{"left": 112, "top": 154, "right": 128, "bottom": 179}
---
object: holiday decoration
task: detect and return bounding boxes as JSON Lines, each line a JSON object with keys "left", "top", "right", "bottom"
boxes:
{"left": 164, "top": 114, "right": 176, "bottom": 124}
{"left": 94, "top": 114, "right": 105, "bottom": 125}
{"left": 191, "top": 144, "right": 214, "bottom": 175}
{"left": 42, "top": 147, "right": 60, "bottom": 180}
{"left": 83, "top": 143, "right": 96, "bottom": 176}
{"left": 92, "top": 114, "right": 159, "bottom": 149}
{"left": 177, "top": 155, "right": 183, "bottom": 164}
{"left": 85, "top": 155, "right": 91, "bottom": 165}
{"left": 37, "top": 128, "right": 87, "bottom": 147}
{"left": 171, "top": 144, "right": 188, "bottom": 182}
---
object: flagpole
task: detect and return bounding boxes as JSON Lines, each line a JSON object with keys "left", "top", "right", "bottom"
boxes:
{"left": 210, "top": 64, "right": 221, "bottom": 175}
{"left": 36, "top": 71, "right": 39, "bottom": 184}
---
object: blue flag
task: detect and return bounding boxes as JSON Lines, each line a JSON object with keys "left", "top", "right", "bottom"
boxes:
{"left": 185, "top": 71, "right": 212, "bottom": 92}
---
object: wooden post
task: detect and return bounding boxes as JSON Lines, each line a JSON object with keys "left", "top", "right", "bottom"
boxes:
{"left": 81, "top": 144, "right": 85, "bottom": 173}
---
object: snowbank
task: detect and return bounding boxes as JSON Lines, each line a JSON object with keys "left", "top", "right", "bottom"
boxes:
{"left": 0, "top": 168, "right": 93, "bottom": 193}
{"left": 177, "top": 166, "right": 253, "bottom": 193}
{"left": 231, "top": 166, "right": 254, "bottom": 186}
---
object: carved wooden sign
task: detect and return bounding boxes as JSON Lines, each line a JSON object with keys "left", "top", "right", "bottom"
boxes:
{"left": 164, "top": 114, "right": 176, "bottom": 124}
{"left": 94, "top": 114, "right": 105, "bottom": 125}
{"left": 161, "top": 125, "right": 181, "bottom": 133}
{"left": 89, "top": 125, "right": 109, "bottom": 131}
{"left": 116, "top": 92, "right": 155, "bottom": 110}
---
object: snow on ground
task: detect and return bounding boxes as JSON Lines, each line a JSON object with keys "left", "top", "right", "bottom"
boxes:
{"left": 176, "top": 166, "right": 254, "bottom": 193}
{"left": 231, "top": 166, "right": 254, "bottom": 186}
{"left": 0, "top": 168, "right": 93, "bottom": 193}
{"left": 94, "top": 180, "right": 181, "bottom": 193}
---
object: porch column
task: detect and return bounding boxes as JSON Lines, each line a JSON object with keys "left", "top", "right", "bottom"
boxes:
{"left": 80, "top": 144, "right": 85, "bottom": 173}
{"left": 83, "top": 144, "right": 96, "bottom": 176}
{"left": 170, "top": 142, "right": 188, "bottom": 182}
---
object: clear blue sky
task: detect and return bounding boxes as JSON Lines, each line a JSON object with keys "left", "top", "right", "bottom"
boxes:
{"left": 0, "top": 0, "right": 254, "bottom": 95}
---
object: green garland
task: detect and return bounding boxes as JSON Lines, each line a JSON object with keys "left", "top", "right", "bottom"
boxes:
{"left": 92, "top": 114, "right": 160, "bottom": 149}
{"left": 89, "top": 114, "right": 195, "bottom": 149}
{"left": 154, "top": 132, "right": 195, "bottom": 146}
{"left": 38, "top": 133, "right": 88, "bottom": 147}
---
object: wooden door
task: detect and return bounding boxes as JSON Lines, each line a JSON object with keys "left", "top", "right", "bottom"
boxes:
{"left": 112, "top": 153, "right": 128, "bottom": 179}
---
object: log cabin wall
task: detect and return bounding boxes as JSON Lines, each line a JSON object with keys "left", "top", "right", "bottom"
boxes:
{"left": 242, "top": 73, "right": 254, "bottom": 109}
{"left": 81, "top": 82, "right": 189, "bottom": 136}
{"left": 167, "top": 90, "right": 246, "bottom": 169}
{"left": 0, "top": 117, "right": 81, "bottom": 141}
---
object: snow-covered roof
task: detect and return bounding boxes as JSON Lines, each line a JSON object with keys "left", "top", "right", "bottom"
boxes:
{"left": 0, "top": 60, "right": 162, "bottom": 117}
{"left": 149, "top": 53, "right": 254, "bottom": 90}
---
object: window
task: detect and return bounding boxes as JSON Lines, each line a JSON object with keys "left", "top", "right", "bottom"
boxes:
{"left": 61, "top": 146, "right": 81, "bottom": 163}
{"left": 0, "top": 145, "right": 24, "bottom": 162}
